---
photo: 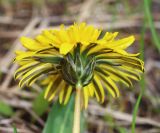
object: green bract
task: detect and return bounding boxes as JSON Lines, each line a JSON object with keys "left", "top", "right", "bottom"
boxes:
{"left": 61, "top": 44, "right": 96, "bottom": 87}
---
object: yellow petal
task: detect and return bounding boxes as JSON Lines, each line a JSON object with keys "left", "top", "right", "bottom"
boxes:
{"left": 14, "top": 61, "right": 39, "bottom": 79}
{"left": 92, "top": 29, "right": 101, "bottom": 41}
{"left": 60, "top": 43, "right": 74, "bottom": 54}
{"left": 15, "top": 51, "right": 35, "bottom": 61}
{"left": 42, "top": 30, "right": 61, "bottom": 46}
{"left": 88, "top": 82, "right": 101, "bottom": 102}
{"left": 59, "top": 87, "right": 65, "bottom": 104}
{"left": 101, "top": 65, "right": 132, "bottom": 87}
{"left": 87, "top": 85, "right": 94, "bottom": 97}
{"left": 94, "top": 75, "right": 105, "bottom": 103}
{"left": 19, "top": 63, "right": 52, "bottom": 87}
{"left": 59, "top": 29, "right": 70, "bottom": 43}
{"left": 109, "top": 36, "right": 135, "bottom": 49}
{"left": 64, "top": 86, "right": 73, "bottom": 105}
{"left": 83, "top": 86, "right": 89, "bottom": 109}
{"left": 48, "top": 80, "right": 65, "bottom": 101}
{"left": 44, "top": 75, "right": 59, "bottom": 100}
{"left": 20, "top": 37, "right": 43, "bottom": 51}
{"left": 41, "top": 76, "right": 53, "bottom": 85}
{"left": 95, "top": 72, "right": 118, "bottom": 98}
{"left": 107, "top": 77, "right": 120, "bottom": 97}
{"left": 35, "top": 35, "right": 52, "bottom": 46}
{"left": 103, "top": 32, "right": 118, "bottom": 41}
{"left": 44, "top": 81, "right": 54, "bottom": 99}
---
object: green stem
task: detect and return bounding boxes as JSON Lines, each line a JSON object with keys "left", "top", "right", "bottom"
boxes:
{"left": 72, "top": 86, "right": 81, "bottom": 133}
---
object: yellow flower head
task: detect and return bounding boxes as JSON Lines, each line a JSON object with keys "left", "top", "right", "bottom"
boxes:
{"left": 14, "top": 22, "right": 144, "bottom": 108}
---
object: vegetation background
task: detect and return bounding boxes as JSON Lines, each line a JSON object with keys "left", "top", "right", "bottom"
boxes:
{"left": 0, "top": 0, "right": 159, "bottom": 133}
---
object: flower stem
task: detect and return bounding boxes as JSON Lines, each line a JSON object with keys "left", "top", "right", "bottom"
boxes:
{"left": 73, "top": 86, "right": 81, "bottom": 133}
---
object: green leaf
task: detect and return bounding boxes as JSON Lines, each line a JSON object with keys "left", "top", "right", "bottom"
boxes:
{"left": 33, "top": 90, "right": 49, "bottom": 116}
{"left": 13, "top": 126, "right": 18, "bottom": 133}
{"left": 43, "top": 94, "right": 85, "bottom": 133}
{"left": 0, "top": 101, "right": 14, "bottom": 117}
{"left": 117, "top": 127, "right": 128, "bottom": 133}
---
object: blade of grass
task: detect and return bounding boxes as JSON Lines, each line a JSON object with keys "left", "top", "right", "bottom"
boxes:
{"left": 131, "top": 17, "right": 146, "bottom": 133}
{"left": 144, "top": 0, "right": 160, "bottom": 52}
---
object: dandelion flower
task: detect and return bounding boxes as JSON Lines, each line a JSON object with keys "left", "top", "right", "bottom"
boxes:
{"left": 14, "top": 22, "right": 144, "bottom": 109}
